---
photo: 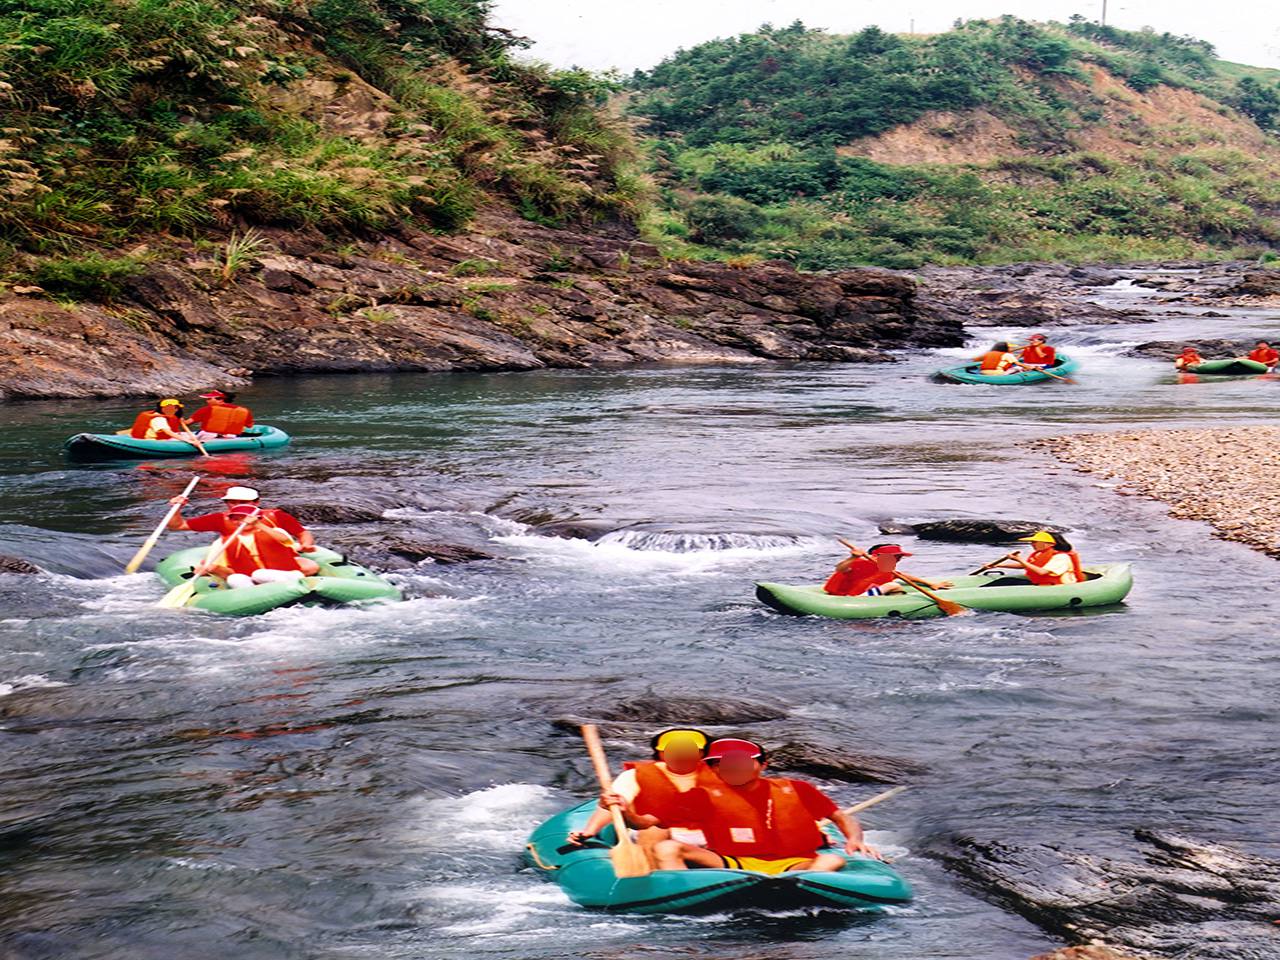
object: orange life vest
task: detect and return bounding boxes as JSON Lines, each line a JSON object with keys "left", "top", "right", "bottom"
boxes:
{"left": 1024, "top": 547, "right": 1085, "bottom": 586}
{"left": 1248, "top": 347, "right": 1278, "bottom": 365}
{"left": 221, "top": 529, "right": 303, "bottom": 576}
{"left": 824, "top": 558, "right": 894, "bottom": 597}
{"left": 1176, "top": 352, "right": 1202, "bottom": 368}
{"left": 979, "top": 350, "right": 1014, "bottom": 372}
{"left": 201, "top": 404, "right": 251, "bottom": 436}
{"left": 1021, "top": 344, "right": 1055, "bottom": 365}
{"left": 696, "top": 778, "right": 826, "bottom": 859}
{"left": 624, "top": 761, "right": 720, "bottom": 826}
{"left": 130, "top": 411, "right": 183, "bottom": 440}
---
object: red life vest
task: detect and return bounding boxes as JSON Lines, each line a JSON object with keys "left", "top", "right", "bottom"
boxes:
{"left": 696, "top": 778, "right": 826, "bottom": 859}
{"left": 978, "top": 350, "right": 1014, "bottom": 372}
{"left": 130, "top": 411, "right": 183, "bottom": 439}
{"left": 1176, "top": 352, "right": 1202, "bottom": 368}
{"left": 200, "top": 404, "right": 251, "bottom": 435}
{"left": 221, "top": 529, "right": 303, "bottom": 576}
{"left": 824, "top": 558, "right": 894, "bottom": 596}
{"left": 1020, "top": 344, "right": 1055, "bottom": 365}
{"left": 1024, "top": 547, "right": 1085, "bottom": 586}
{"left": 623, "top": 761, "right": 720, "bottom": 827}
{"left": 1248, "top": 347, "right": 1278, "bottom": 365}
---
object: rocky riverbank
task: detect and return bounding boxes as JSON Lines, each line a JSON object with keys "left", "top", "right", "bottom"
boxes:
{"left": 1038, "top": 425, "right": 1280, "bottom": 557}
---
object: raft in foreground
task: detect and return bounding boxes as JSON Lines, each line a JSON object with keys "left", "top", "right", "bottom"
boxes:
{"left": 936, "top": 355, "right": 1078, "bottom": 385}
{"left": 756, "top": 563, "right": 1132, "bottom": 619}
{"left": 524, "top": 799, "right": 912, "bottom": 914}
{"left": 1184, "top": 358, "right": 1270, "bottom": 376}
{"left": 64, "top": 425, "right": 291, "bottom": 461}
{"left": 155, "top": 545, "right": 400, "bottom": 615}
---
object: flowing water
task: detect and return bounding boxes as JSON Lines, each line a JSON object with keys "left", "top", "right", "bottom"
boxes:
{"left": 1, "top": 276, "right": 1278, "bottom": 959}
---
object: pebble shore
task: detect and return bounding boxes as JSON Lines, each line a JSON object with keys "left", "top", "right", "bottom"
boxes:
{"left": 1037, "top": 426, "right": 1280, "bottom": 557}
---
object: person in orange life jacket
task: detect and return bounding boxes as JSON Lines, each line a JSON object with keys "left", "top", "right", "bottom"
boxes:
{"left": 1245, "top": 340, "right": 1279, "bottom": 367}
{"left": 568, "top": 728, "right": 718, "bottom": 857}
{"left": 652, "top": 738, "right": 882, "bottom": 875}
{"left": 975, "top": 341, "right": 1019, "bottom": 375}
{"left": 824, "top": 543, "right": 952, "bottom": 597}
{"left": 129, "top": 398, "right": 186, "bottom": 440}
{"left": 1174, "top": 346, "right": 1203, "bottom": 370}
{"left": 1019, "top": 334, "right": 1056, "bottom": 367}
{"left": 989, "top": 530, "right": 1084, "bottom": 586}
{"left": 187, "top": 390, "right": 254, "bottom": 441}
{"left": 205, "top": 505, "right": 313, "bottom": 589}
{"left": 166, "top": 485, "right": 320, "bottom": 575}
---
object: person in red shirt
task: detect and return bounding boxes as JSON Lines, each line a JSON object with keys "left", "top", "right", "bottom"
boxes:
{"left": 652, "top": 738, "right": 882, "bottom": 875}
{"left": 1019, "top": 334, "right": 1056, "bottom": 367}
{"left": 188, "top": 390, "right": 255, "bottom": 440}
{"left": 1245, "top": 340, "right": 1279, "bottom": 368}
{"left": 824, "top": 543, "right": 949, "bottom": 596}
{"left": 1174, "top": 346, "right": 1203, "bottom": 370}
{"left": 167, "top": 485, "right": 319, "bottom": 576}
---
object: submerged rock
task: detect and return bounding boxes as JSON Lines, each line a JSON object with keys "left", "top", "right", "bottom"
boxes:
{"left": 275, "top": 502, "right": 387, "bottom": 524}
{"left": 532, "top": 519, "right": 616, "bottom": 541}
{"left": 1030, "top": 947, "right": 1148, "bottom": 960}
{"left": 767, "top": 741, "right": 923, "bottom": 784}
{"left": 933, "top": 830, "right": 1280, "bottom": 959}
{"left": 1127, "top": 339, "right": 1259, "bottom": 361}
{"left": 879, "top": 519, "right": 1067, "bottom": 543}
{"left": 597, "top": 694, "right": 791, "bottom": 726}
{"left": 0, "top": 554, "right": 40, "bottom": 575}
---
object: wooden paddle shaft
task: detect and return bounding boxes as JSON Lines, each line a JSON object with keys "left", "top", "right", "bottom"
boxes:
{"left": 125, "top": 476, "right": 199, "bottom": 574}
{"left": 178, "top": 418, "right": 210, "bottom": 457}
{"left": 581, "top": 725, "right": 635, "bottom": 838}
{"left": 840, "top": 784, "right": 907, "bottom": 817}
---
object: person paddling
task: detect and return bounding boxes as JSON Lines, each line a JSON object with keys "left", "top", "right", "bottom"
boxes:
{"left": 824, "top": 543, "right": 950, "bottom": 597}
{"left": 129, "top": 399, "right": 187, "bottom": 441}
{"left": 1174, "top": 346, "right": 1204, "bottom": 370}
{"left": 568, "top": 728, "right": 718, "bottom": 861}
{"left": 167, "top": 485, "right": 319, "bottom": 574}
{"left": 652, "top": 738, "right": 882, "bottom": 875}
{"left": 188, "top": 390, "right": 254, "bottom": 440}
{"left": 1245, "top": 340, "right": 1279, "bottom": 368}
{"left": 975, "top": 341, "right": 1019, "bottom": 375}
{"left": 989, "top": 530, "right": 1085, "bottom": 586}
{"left": 1019, "top": 334, "right": 1056, "bottom": 368}
{"left": 206, "top": 505, "right": 314, "bottom": 589}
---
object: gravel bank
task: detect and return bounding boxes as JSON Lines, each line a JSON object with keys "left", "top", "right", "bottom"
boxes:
{"left": 1038, "top": 426, "right": 1280, "bottom": 557}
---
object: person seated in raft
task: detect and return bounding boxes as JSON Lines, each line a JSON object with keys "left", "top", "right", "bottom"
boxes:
{"left": 167, "top": 485, "right": 319, "bottom": 572}
{"left": 824, "top": 543, "right": 951, "bottom": 597}
{"left": 974, "top": 341, "right": 1020, "bottom": 375}
{"left": 1019, "top": 333, "right": 1056, "bottom": 368}
{"left": 652, "top": 737, "right": 882, "bottom": 875}
{"left": 1245, "top": 340, "right": 1279, "bottom": 368}
{"left": 1174, "top": 346, "right": 1204, "bottom": 370}
{"left": 989, "top": 530, "right": 1084, "bottom": 586}
{"left": 205, "top": 504, "right": 315, "bottom": 589}
{"left": 187, "top": 390, "right": 254, "bottom": 440}
{"left": 568, "top": 727, "right": 719, "bottom": 860}
{"left": 129, "top": 398, "right": 187, "bottom": 441}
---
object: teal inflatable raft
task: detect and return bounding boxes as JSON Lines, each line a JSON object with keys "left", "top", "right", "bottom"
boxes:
{"left": 64, "top": 425, "right": 291, "bottom": 461}
{"left": 757, "top": 563, "right": 1132, "bottom": 619}
{"left": 1184, "top": 358, "right": 1269, "bottom": 376}
{"left": 524, "top": 799, "right": 912, "bottom": 914}
{"left": 936, "top": 354, "right": 1078, "bottom": 385}
{"left": 155, "top": 545, "right": 400, "bottom": 615}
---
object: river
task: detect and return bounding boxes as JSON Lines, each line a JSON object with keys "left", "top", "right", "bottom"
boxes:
{"left": 1, "top": 274, "right": 1277, "bottom": 959}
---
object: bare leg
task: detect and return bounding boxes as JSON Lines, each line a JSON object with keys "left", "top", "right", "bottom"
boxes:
{"left": 653, "top": 840, "right": 725, "bottom": 871}
{"left": 636, "top": 827, "right": 670, "bottom": 866}
{"left": 788, "top": 852, "right": 847, "bottom": 873}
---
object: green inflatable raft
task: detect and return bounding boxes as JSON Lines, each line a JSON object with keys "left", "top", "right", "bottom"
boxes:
{"left": 64, "top": 425, "right": 291, "bottom": 461}
{"left": 936, "top": 354, "right": 1078, "bottom": 385}
{"left": 155, "top": 545, "right": 400, "bottom": 615}
{"left": 756, "top": 563, "right": 1132, "bottom": 619}
{"left": 1183, "top": 358, "right": 1270, "bottom": 376}
{"left": 524, "top": 799, "right": 912, "bottom": 914}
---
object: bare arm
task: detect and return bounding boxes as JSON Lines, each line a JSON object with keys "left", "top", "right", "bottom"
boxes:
{"left": 830, "top": 809, "right": 883, "bottom": 860}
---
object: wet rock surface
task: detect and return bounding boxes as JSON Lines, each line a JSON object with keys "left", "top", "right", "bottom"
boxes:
{"left": 0, "top": 554, "right": 40, "bottom": 574}
{"left": 1127, "top": 339, "right": 1267, "bottom": 361}
{"left": 934, "top": 830, "right": 1280, "bottom": 959}
{"left": 1030, "top": 947, "right": 1149, "bottom": 960}
{"left": 879, "top": 519, "right": 1068, "bottom": 542}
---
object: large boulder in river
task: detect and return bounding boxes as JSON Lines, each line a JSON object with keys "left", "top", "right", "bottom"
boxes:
{"left": 1127, "top": 339, "right": 1257, "bottom": 361}
{"left": 1030, "top": 948, "right": 1148, "bottom": 960}
{"left": 0, "top": 554, "right": 40, "bottom": 574}
{"left": 1215, "top": 270, "right": 1280, "bottom": 298}
{"left": 878, "top": 519, "right": 1067, "bottom": 543}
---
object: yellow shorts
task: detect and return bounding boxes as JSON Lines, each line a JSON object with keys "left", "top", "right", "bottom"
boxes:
{"left": 720, "top": 855, "right": 812, "bottom": 875}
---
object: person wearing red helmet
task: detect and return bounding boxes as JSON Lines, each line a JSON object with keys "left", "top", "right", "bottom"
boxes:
{"left": 188, "top": 390, "right": 254, "bottom": 440}
{"left": 824, "top": 543, "right": 950, "bottom": 597}
{"left": 653, "top": 738, "right": 881, "bottom": 875}
{"left": 1019, "top": 334, "right": 1056, "bottom": 368}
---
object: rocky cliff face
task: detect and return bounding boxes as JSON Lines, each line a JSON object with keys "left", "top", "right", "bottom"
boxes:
{"left": 0, "top": 211, "right": 962, "bottom": 400}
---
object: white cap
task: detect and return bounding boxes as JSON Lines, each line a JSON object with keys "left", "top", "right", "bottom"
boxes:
{"left": 220, "top": 486, "right": 260, "bottom": 501}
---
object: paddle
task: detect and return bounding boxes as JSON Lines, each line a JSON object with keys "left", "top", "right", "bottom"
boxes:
{"left": 837, "top": 538, "right": 967, "bottom": 617}
{"left": 125, "top": 476, "right": 200, "bottom": 574}
{"left": 156, "top": 508, "right": 260, "bottom": 609}
{"left": 839, "top": 784, "right": 908, "bottom": 817}
{"left": 967, "top": 552, "right": 1018, "bottom": 576}
{"left": 177, "top": 418, "right": 210, "bottom": 457}
{"left": 1013, "top": 360, "right": 1075, "bottom": 384}
{"left": 580, "top": 724, "right": 651, "bottom": 879}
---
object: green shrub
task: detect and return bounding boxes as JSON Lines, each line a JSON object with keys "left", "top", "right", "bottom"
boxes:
{"left": 685, "top": 194, "right": 764, "bottom": 242}
{"left": 31, "top": 253, "right": 145, "bottom": 301}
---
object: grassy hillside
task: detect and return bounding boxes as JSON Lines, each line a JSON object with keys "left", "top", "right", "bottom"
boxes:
{"left": 0, "top": 0, "right": 643, "bottom": 284}
{"left": 629, "top": 17, "right": 1280, "bottom": 267}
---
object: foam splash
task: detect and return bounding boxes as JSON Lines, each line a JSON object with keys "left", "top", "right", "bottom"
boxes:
{"left": 0, "top": 673, "right": 67, "bottom": 697}
{"left": 405, "top": 783, "right": 559, "bottom": 852}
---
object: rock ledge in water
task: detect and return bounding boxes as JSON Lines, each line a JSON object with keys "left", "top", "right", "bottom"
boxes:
{"left": 0, "top": 554, "right": 40, "bottom": 574}
{"left": 879, "top": 519, "right": 1067, "bottom": 543}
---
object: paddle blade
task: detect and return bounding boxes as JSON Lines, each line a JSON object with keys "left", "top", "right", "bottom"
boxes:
{"left": 157, "top": 580, "right": 197, "bottom": 609}
{"left": 124, "top": 550, "right": 148, "bottom": 575}
{"left": 609, "top": 838, "right": 652, "bottom": 878}
{"left": 934, "top": 597, "right": 967, "bottom": 617}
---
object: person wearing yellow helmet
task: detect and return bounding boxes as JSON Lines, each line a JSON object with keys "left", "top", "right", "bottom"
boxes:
{"left": 567, "top": 727, "right": 719, "bottom": 857}
{"left": 989, "top": 530, "right": 1085, "bottom": 586}
{"left": 129, "top": 399, "right": 186, "bottom": 441}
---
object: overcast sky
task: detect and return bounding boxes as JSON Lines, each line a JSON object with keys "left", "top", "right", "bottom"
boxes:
{"left": 490, "top": 1, "right": 1280, "bottom": 74}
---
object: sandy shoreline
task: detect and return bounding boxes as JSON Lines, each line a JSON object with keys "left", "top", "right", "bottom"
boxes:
{"left": 1038, "top": 425, "right": 1280, "bottom": 557}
